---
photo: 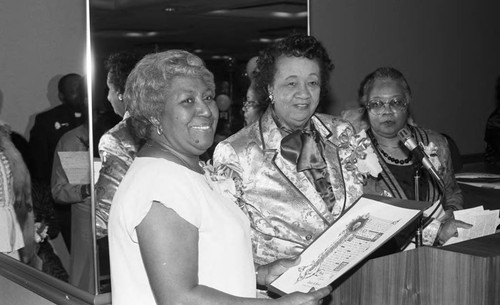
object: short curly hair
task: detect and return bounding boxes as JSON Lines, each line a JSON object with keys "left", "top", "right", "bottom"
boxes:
{"left": 253, "top": 33, "right": 334, "bottom": 104}
{"left": 105, "top": 51, "right": 142, "bottom": 95}
{"left": 124, "top": 50, "right": 215, "bottom": 139}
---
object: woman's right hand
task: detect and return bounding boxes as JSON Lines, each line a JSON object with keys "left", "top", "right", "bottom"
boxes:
{"left": 276, "top": 286, "right": 332, "bottom": 305}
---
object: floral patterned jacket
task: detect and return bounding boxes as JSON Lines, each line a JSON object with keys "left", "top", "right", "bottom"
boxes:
{"left": 213, "top": 108, "right": 374, "bottom": 265}
{"left": 94, "top": 116, "right": 144, "bottom": 238}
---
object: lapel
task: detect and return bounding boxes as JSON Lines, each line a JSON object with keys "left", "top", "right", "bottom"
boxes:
{"left": 258, "top": 109, "right": 334, "bottom": 225}
{"left": 311, "top": 115, "right": 347, "bottom": 208}
{"left": 368, "top": 129, "right": 408, "bottom": 199}
{"left": 411, "top": 126, "right": 440, "bottom": 202}
{"left": 377, "top": 151, "right": 409, "bottom": 200}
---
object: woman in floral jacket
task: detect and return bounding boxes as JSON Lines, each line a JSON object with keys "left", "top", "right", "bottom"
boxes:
{"left": 349, "top": 67, "right": 470, "bottom": 249}
{"left": 213, "top": 34, "right": 380, "bottom": 266}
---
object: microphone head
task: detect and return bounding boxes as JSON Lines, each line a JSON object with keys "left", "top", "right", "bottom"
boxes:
{"left": 397, "top": 127, "right": 412, "bottom": 142}
{"left": 397, "top": 127, "right": 418, "bottom": 150}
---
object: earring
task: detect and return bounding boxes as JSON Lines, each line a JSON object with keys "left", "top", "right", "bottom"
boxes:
{"left": 156, "top": 124, "right": 163, "bottom": 135}
{"left": 269, "top": 93, "right": 274, "bottom": 104}
{"left": 118, "top": 94, "right": 123, "bottom": 101}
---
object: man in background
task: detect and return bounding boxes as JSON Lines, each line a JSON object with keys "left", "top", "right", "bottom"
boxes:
{"left": 29, "top": 73, "right": 85, "bottom": 250}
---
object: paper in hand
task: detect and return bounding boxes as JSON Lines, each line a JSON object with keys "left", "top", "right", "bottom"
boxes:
{"left": 58, "top": 151, "right": 90, "bottom": 184}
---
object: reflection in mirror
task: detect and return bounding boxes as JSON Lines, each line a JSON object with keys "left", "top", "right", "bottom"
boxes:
{"left": 90, "top": 0, "right": 307, "bottom": 294}
{"left": 28, "top": 74, "right": 95, "bottom": 293}
{"left": 0, "top": 0, "right": 100, "bottom": 299}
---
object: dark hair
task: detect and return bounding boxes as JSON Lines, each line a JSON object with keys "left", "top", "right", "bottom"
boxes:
{"left": 105, "top": 51, "right": 142, "bottom": 95}
{"left": 254, "top": 33, "right": 334, "bottom": 103}
{"left": 358, "top": 67, "right": 412, "bottom": 105}
{"left": 58, "top": 73, "right": 82, "bottom": 93}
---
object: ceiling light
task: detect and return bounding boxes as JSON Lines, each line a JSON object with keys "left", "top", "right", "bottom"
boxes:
{"left": 125, "top": 31, "right": 158, "bottom": 38}
{"left": 270, "top": 11, "right": 307, "bottom": 18}
{"left": 271, "top": 12, "right": 292, "bottom": 18}
{"left": 164, "top": 7, "right": 176, "bottom": 12}
{"left": 208, "top": 9, "right": 228, "bottom": 15}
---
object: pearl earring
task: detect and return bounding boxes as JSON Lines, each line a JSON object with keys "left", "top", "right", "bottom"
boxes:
{"left": 269, "top": 93, "right": 274, "bottom": 104}
{"left": 156, "top": 125, "right": 163, "bottom": 135}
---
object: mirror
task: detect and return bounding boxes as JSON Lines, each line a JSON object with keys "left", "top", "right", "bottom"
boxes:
{"left": 90, "top": 0, "right": 308, "bottom": 294}
{"left": 0, "top": 0, "right": 107, "bottom": 302}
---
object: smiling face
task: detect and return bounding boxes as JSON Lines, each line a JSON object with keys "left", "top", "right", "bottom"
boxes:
{"left": 157, "top": 75, "right": 218, "bottom": 157}
{"left": 107, "top": 72, "right": 126, "bottom": 117}
{"left": 367, "top": 78, "right": 409, "bottom": 139}
{"left": 269, "top": 56, "right": 321, "bottom": 130}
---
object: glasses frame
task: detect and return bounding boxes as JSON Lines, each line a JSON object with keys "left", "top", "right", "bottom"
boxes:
{"left": 365, "top": 97, "right": 408, "bottom": 115}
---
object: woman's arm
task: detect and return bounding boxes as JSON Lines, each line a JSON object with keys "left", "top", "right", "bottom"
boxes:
{"left": 439, "top": 139, "right": 464, "bottom": 211}
{"left": 137, "top": 202, "right": 330, "bottom": 305}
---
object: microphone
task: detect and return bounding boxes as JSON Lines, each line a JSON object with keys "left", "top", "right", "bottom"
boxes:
{"left": 397, "top": 127, "right": 445, "bottom": 190}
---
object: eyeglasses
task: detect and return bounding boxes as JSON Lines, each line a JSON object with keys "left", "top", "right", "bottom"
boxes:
{"left": 365, "top": 97, "right": 408, "bottom": 115}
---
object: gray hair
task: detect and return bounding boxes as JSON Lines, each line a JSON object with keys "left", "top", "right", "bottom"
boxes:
{"left": 124, "top": 50, "right": 215, "bottom": 139}
{"left": 358, "top": 67, "right": 412, "bottom": 105}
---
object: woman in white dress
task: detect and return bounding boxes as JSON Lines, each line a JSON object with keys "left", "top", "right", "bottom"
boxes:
{"left": 108, "top": 50, "right": 331, "bottom": 305}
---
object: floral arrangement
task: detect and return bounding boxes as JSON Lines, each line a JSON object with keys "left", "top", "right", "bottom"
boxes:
{"left": 338, "top": 129, "right": 382, "bottom": 185}
{"left": 422, "top": 142, "right": 442, "bottom": 172}
{"left": 201, "top": 160, "right": 245, "bottom": 208}
{"left": 34, "top": 222, "right": 49, "bottom": 243}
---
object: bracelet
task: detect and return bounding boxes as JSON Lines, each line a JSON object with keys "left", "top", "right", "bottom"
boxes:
{"left": 81, "top": 184, "right": 91, "bottom": 198}
{"left": 432, "top": 222, "right": 445, "bottom": 246}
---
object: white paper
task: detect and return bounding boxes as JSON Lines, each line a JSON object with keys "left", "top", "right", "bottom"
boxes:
{"left": 444, "top": 207, "right": 500, "bottom": 245}
{"left": 269, "top": 197, "right": 421, "bottom": 294}
{"left": 58, "top": 151, "right": 90, "bottom": 184}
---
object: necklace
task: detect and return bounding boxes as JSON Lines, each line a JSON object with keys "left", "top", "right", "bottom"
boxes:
{"left": 368, "top": 130, "right": 412, "bottom": 165}
{"left": 146, "top": 141, "right": 203, "bottom": 174}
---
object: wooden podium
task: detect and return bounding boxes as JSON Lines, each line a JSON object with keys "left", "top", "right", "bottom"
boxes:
{"left": 329, "top": 233, "right": 500, "bottom": 305}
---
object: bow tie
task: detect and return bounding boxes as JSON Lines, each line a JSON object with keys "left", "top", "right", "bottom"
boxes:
{"left": 280, "top": 127, "right": 327, "bottom": 172}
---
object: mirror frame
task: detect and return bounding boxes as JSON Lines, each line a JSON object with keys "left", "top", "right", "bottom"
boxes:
{"left": 0, "top": 254, "right": 109, "bottom": 305}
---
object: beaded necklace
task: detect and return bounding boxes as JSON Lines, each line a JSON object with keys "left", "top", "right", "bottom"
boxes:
{"left": 368, "top": 129, "right": 412, "bottom": 165}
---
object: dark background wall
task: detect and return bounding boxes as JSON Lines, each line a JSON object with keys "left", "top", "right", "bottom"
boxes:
{"left": 310, "top": 0, "right": 500, "bottom": 155}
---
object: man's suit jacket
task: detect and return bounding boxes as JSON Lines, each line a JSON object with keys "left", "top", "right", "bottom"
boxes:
{"left": 29, "top": 104, "right": 84, "bottom": 183}
{"left": 214, "top": 108, "right": 364, "bottom": 265}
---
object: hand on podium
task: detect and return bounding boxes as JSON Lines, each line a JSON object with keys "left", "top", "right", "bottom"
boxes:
{"left": 436, "top": 210, "right": 473, "bottom": 245}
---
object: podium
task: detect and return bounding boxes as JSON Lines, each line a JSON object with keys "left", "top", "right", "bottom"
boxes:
{"left": 329, "top": 233, "right": 500, "bottom": 305}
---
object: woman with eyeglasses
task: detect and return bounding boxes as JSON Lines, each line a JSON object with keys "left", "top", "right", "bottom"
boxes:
{"left": 352, "top": 67, "right": 470, "bottom": 250}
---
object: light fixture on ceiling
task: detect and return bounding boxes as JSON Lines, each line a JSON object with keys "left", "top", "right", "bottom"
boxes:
{"left": 164, "top": 7, "right": 176, "bottom": 12}
{"left": 208, "top": 9, "right": 228, "bottom": 15}
{"left": 270, "top": 11, "right": 307, "bottom": 18}
{"left": 125, "top": 31, "right": 159, "bottom": 38}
